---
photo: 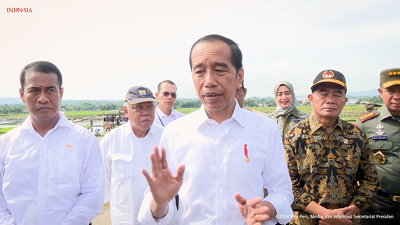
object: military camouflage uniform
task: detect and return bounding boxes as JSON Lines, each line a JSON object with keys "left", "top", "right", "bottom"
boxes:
{"left": 267, "top": 107, "right": 309, "bottom": 140}
{"left": 285, "top": 115, "right": 378, "bottom": 225}
{"left": 355, "top": 105, "right": 400, "bottom": 224}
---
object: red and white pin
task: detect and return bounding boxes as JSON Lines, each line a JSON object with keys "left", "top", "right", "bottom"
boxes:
{"left": 244, "top": 144, "right": 250, "bottom": 163}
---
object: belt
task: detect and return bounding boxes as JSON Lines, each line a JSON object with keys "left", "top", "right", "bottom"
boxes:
{"left": 377, "top": 190, "right": 400, "bottom": 202}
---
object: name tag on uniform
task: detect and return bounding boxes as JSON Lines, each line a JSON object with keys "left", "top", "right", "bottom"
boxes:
{"left": 372, "top": 136, "right": 388, "bottom": 140}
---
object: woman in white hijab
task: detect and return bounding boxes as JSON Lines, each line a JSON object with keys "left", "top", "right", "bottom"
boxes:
{"left": 267, "top": 81, "right": 309, "bottom": 140}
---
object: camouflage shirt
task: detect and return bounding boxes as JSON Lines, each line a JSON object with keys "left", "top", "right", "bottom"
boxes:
{"left": 267, "top": 107, "right": 309, "bottom": 140}
{"left": 284, "top": 115, "right": 378, "bottom": 225}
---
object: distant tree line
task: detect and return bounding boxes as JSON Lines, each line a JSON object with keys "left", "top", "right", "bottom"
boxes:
{"left": 173, "top": 100, "right": 202, "bottom": 108}
{"left": 0, "top": 105, "right": 26, "bottom": 114}
{"left": 0, "top": 96, "right": 383, "bottom": 114}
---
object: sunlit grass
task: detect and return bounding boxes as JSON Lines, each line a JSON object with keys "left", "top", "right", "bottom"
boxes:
{"left": 175, "top": 108, "right": 199, "bottom": 115}
{"left": 245, "top": 105, "right": 367, "bottom": 122}
{"left": 0, "top": 127, "right": 16, "bottom": 134}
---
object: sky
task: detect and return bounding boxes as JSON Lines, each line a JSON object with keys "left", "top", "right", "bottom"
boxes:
{"left": 0, "top": 0, "right": 399, "bottom": 100}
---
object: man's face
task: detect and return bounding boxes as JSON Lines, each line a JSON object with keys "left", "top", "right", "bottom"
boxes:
{"left": 191, "top": 40, "right": 243, "bottom": 114}
{"left": 276, "top": 85, "right": 292, "bottom": 108}
{"left": 123, "top": 102, "right": 155, "bottom": 137}
{"left": 155, "top": 82, "right": 177, "bottom": 111}
{"left": 379, "top": 85, "right": 400, "bottom": 116}
{"left": 235, "top": 87, "right": 247, "bottom": 108}
{"left": 308, "top": 83, "right": 347, "bottom": 120}
{"left": 19, "top": 71, "right": 63, "bottom": 124}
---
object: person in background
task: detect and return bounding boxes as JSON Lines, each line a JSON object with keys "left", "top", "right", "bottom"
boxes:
{"left": 154, "top": 80, "right": 185, "bottom": 127}
{"left": 235, "top": 81, "right": 247, "bottom": 108}
{"left": 138, "top": 34, "right": 293, "bottom": 225}
{"left": 355, "top": 68, "right": 400, "bottom": 225}
{"left": 268, "top": 81, "right": 308, "bottom": 140}
{"left": 0, "top": 61, "right": 104, "bottom": 224}
{"left": 100, "top": 86, "right": 163, "bottom": 224}
{"left": 285, "top": 69, "right": 378, "bottom": 225}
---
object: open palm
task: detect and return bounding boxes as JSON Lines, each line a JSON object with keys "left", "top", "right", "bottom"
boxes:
{"left": 142, "top": 146, "right": 185, "bottom": 207}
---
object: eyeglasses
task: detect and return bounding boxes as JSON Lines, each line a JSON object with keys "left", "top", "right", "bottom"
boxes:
{"left": 162, "top": 92, "right": 177, "bottom": 98}
{"left": 132, "top": 103, "right": 155, "bottom": 111}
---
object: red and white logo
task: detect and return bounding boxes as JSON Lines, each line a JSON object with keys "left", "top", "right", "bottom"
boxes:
{"left": 322, "top": 71, "right": 334, "bottom": 79}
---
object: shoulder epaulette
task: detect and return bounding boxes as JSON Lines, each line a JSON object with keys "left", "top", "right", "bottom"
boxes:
{"left": 358, "top": 111, "right": 377, "bottom": 123}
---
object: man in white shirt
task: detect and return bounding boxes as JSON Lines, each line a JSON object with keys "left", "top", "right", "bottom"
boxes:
{"left": 0, "top": 61, "right": 104, "bottom": 224}
{"left": 235, "top": 81, "right": 247, "bottom": 108}
{"left": 138, "top": 34, "right": 293, "bottom": 225}
{"left": 154, "top": 80, "right": 185, "bottom": 127}
{"left": 100, "top": 86, "right": 164, "bottom": 224}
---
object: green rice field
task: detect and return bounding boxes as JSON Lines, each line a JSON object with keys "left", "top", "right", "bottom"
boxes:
{"left": 247, "top": 105, "right": 367, "bottom": 122}
{"left": 0, "top": 105, "right": 370, "bottom": 135}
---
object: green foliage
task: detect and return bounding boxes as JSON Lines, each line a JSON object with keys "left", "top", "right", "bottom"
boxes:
{"left": 64, "top": 111, "right": 118, "bottom": 116}
{"left": 0, "top": 98, "right": 376, "bottom": 123}
{"left": 0, "top": 104, "right": 27, "bottom": 114}
{"left": 175, "top": 108, "right": 199, "bottom": 115}
{"left": 61, "top": 100, "right": 123, "bottom": 112}
{"left": 243, "top": 99, "right": 276, "bottom": 107}
{"left": 0, "top": 127, "right": 16, "bottom": 134}
{"left": 245, "top": 105, "right": 370, "bottom": 122}
{"left": 174, "top": 99, "right": 202, "bottom": 108}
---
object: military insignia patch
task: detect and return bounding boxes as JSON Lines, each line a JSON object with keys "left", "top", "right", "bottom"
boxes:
{"left": 358, "top": 111, "right": 377, "bottom": 123}
{"left": 322, "top": 70, "right": 334, "bottom": 79}
{"left": 372, "top": 124, "right": 388, "bottom": 140}
{"left": 373, "top": 151, "right": 387, "bottom": 164}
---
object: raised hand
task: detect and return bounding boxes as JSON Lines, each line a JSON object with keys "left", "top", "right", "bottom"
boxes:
{"left": 235, "top": 193, "right": 271, "bottom": 225}
{"left": 141, "top": 146, "right": 185, "bottom": 217}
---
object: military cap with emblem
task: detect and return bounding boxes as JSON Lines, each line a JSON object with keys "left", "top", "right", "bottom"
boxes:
{"left": 380, "top": 67, "right": 400, "bottom": 88}
{"left": 124, "top": 86, "right": 158, "bottom": 104}
{"left": 311, "top": 69, "right": 347, "bottom": 92}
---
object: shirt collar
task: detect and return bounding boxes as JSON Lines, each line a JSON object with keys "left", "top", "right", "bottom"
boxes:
{"left": 195, "top": 99, "right": 245, "bottom": 129}
{"left": 273, "top": 106, "right": 299, "bottom": 118}
{"left": 291, "top": 107, "right": 300, "bottom": 117}
{"left": 379, "top": 104, "right": 394, "bottom": 121}
{"left": 21, "top": 112, "right": 71, "bottom": 135}
{"left": 309, "top": 114, "right": 344, "bottom": 134}
{"left": 156, "top": 105, "right": 175, "bottom": 118}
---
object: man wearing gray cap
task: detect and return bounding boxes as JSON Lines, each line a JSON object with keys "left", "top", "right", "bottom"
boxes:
{"left": 284, "top": 70, "right": 378, "bottom": 225}
{"left": 100, "top": 86, "right": 163, "bottom": 224}
{"left": 355, "top": 68, "right": 400, "bottom": 224}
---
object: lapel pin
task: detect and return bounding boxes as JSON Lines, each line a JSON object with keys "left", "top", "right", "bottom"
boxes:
{"left": 244, "top": 144, "right": 250, "bottom": 163}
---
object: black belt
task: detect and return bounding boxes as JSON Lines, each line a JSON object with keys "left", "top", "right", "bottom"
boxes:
{"left": 377, "top": 190, "right": 400, "bottom": 202}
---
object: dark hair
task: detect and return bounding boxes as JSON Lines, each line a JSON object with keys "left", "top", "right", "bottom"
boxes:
{"left": 157, "top": 80, "right": 177, "bottom": 92}
{"left": 20, "top": 61, "right": 63, "bottom": 89}
{"left": 189, "top": 34, "right": 243, "bottom": 75}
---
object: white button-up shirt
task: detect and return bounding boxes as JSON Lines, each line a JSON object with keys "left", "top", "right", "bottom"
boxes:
{"left": 0, "top": 112, "right": 104, "bottom": 225}
{"left": 153, "top": 106, "right": 185, "bottom": 127}
{"left": 138, "top": 102, "right": 294, "bottom": 225}
{"left": 100, "top": 123, "right": 163, "bottom": 224}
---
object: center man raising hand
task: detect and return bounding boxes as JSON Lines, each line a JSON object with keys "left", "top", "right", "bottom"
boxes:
{"left": 139, "top": 34, "right": 294, "bottom": 225}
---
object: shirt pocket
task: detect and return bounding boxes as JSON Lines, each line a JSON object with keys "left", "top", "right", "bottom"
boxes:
{"left": 111, "top": 153, "right": 133, "bottom": 182}
{"left": 58, "top": 159, "right": 82, "bottom": 192}
{"left": 369, "top": 140, "right": 392, "bottom": 165}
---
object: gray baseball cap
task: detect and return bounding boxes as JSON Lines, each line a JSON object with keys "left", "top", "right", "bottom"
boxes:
{"left": 124, "top": 86, "right": 158, "bottom": 104}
